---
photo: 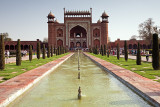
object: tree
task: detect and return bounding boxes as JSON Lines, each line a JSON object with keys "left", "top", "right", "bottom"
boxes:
{"left": 59, "top": 46, "right": 61, "bottom": 55}
{"left": 64, "top": 47, "right": 66, "bottom": 53}
{"left": 0, "top": 35, "right": 5, "bottom": 70}
{"left": 95, "top": 45, "right": 98, "bottom": 55}
{"left": 136, "top": 42, "right": 141, "bottom": 65}
{"left": 89, "top": 48, "right": 92, "bottom": 53}
{"left": 51, "top": 45, "right": 53, "bottom": 57}
{"left": 107, "top": 50, "right": 110, "bottom": 57}
{"left": 61, "top": 46, "right": 63, "bottom": 54}
{"left": 47, "top": 45, "right": 50, "bottom": 58}
{"left": 101, "top": 45, "right": 103, "bottom": 56}
{"left": 104, "top": 45, "right": 106, "bottom": 55}
{"left": 37, "top": 41, "right": 40, "bottom": 59}
{"left": 54, "top": 45, "right": 56, "bottom": 55}
{"left": 92, "top": 47, "right": 95, "bottom": 54}
{"left": 16, "top": 39, "right": 21, "bottom": 66}
{"left": 43, "top": 37, "right": 48, "bottom": 43}
{"left": 0, "top": 33, "right": 12, "bottom": 41}
{"left": 117, "top": 43, "right": 120, "bottom": 60}
{"left": 42, "top": 44, "right": 45, "bottom": 59}
{"left": 63, "top": 47, "right": 65, "bottom": 54}
{"left": 57, "top": 47, "right": 59, "bottom": 55}
{"left": 138, "top": 18, "right": 159, "bottom": 45}
{"left": 107, "top": 45, "right": 110, "bottom": 57}
{"left": 65, "top": 47, "right": 68, "bottom": 53}
{"left": 29, "top": 45, "right": 32, "bottom": 62}
{"left": 152, "top": 33, "right": 159, "bottom": 70}
{"left": 124, "top": 41, "right": 128, "bottom": 61}
{"left": 56, "top": 48, "right": 58, "bottom": 56}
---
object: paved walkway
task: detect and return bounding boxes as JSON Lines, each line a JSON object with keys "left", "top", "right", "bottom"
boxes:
{"left": 0, "top": 53, "right": 74, "bottom": 107}
{"left": 118, "top": 55, "right": 152, "bottom": 62}
{"left": 5, "top": 55, "right": 37, "bottom": 64}
{"left": 84, "top": 53, "right": 160, "bottom": 107}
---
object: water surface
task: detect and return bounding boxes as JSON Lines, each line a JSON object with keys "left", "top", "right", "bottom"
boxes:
{"left": 8, "top": 52, "right": 152, "bottom": 107}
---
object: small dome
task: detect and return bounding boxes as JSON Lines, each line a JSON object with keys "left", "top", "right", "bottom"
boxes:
{"left": 48, "top": 11, "right": 55, "bottom": 18}
{"left": 102, "top": 11, "right": 109, "bottom": 17}
{"left": 97, "top": 19, "right": 101, "bottom": 23}
{"left": 55, "top": 19, "right": 59, "bottom": 23}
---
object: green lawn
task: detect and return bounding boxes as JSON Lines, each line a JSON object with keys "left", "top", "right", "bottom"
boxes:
{"left": 89, "top": 53, "right": 160, "bottom": 82}
{"left": 0, "top": 53, "right": 69, "bottom": 83}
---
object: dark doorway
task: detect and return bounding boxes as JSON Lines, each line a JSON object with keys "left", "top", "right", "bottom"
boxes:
{"left": 76, "top": 42, "right": 81, "bottom": 47}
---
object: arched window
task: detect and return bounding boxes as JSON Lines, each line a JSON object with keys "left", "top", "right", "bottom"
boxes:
{"left": 129, "top": 44, "right": 132, "bottom": 49}
{"left": 21, "top": 45, "right": 23, "bottom": 50}
{"left": 76, "top": 33, "right": 80, "bottom": 38}
{"left": 5, "top": 45, "right": 9, "bottom": 50}
{"left": 24, "top": 45, "right": 29, "bottom": 50}
{"left": 83, "top": 42, "right": 87, "bottom": 48}
{"left": 148, "top": 44, "right": 151, "bottom": 49}
{"left": 10, "top": 45, "right": 14, "bottom": 50}
{"left": 143, "top": 44, "right": 146, "bottom": 49}
{"left": 76, "top": 42, "right": 81, "bottom": 47}
{"left": 93, "top": 28, "right": 100, "bottom": 37}
{"left": 57, "top": 39, "right": 63, "bottom": 47}
{"left": 70, "top": 42, "right": 74, "bottom": 48}
{"left": 133, "top": 44, "right": 137, "bottom": 49}
{"left": 57, "top": 28, "right": 63, "bottom": 37}
{"left": 140, "top": 44, "right": 142, "bottom": 49}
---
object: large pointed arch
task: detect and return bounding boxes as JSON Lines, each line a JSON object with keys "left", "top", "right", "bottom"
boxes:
{"left": 70, "top": 25, "right": 87, "bottom": 38}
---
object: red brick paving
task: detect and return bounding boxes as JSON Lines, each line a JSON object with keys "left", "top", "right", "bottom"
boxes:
{"left": 0, "top": 53, "right": 73, "bottom": 107}
{"left": 84, "top": 52, "right": 160, "bottom": 107}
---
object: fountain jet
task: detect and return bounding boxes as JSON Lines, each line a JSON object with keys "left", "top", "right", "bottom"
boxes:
{"left": 78, "top": 86, "right": 81, "bottom": 99}
{"left": 78, "top": 72, "right": 80, "bottom": 79}
{"left": 78, "top": 50, "right": 80, "bottom": 70}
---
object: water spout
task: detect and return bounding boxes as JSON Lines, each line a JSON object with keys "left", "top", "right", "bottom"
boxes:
{"left": 78, "top": 72, "right": 80, "bottom": 79}
{"left": 78, "top": 86, "right": 81, "bottom": 100}
{"left": 78, "top": 49, "right": 80, "bottom": 70}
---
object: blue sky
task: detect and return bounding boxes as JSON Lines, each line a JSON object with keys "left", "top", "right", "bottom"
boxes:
{"left": 0, "top": 0, "right": 160, "bottom": 42}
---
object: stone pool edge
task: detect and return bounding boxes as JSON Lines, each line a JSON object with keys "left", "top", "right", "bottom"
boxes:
{"left": 0, "top": 53, "right": 74, "bottom": 107}
{"left": 84, "top": 52, "right": 160, "bottom": 107}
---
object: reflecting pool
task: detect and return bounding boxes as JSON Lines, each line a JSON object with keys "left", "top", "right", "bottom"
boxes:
{"left": 8, "top": 52, "right": 152, "bottom": 107}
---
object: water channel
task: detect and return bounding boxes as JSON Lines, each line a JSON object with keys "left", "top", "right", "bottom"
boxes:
{"left": 8, "top": 52, "right": 152, "bottom": 107}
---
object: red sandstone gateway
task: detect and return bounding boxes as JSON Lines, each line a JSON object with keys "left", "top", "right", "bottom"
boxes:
{"left": 47, "top": 8, "right": 109, "bottom": 49}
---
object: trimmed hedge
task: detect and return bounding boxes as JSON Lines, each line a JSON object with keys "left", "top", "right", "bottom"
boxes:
{"left": 16, "top": 39, "right": 21, "bottom": 66}
{"left": 136, "top": 42, "right": 141, "bottom": 65}
{"left": 152, "top": 33, "right": 159, "bottom": 70}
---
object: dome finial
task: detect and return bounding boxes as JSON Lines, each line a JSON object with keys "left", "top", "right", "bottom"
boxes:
{"left": 102, "top": 11, "right": 109, "bottom": 17}
{"left": 48, "top": 11, "right": 55, "bottom": 18}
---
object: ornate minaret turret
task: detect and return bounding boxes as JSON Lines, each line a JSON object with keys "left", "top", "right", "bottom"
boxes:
{"left": 101, "top": 11, "right": 109, "bottom": 46}
{"left": 47, "top": 11, "right": 55, "bottom": 23}
{"left": 47, "top": 11, "right": 56, "bottom": 47}
{"left": 101, "top": 11, "right": 109, "bottom": 23}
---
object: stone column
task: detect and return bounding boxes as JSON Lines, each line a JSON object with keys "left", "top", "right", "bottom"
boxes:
{"left": 74, "top": 33, "right": 76, "bottom": 37}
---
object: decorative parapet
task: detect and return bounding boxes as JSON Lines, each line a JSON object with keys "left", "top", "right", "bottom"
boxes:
{"left": 64, "top": 8, "right": 92, "bottom": 17}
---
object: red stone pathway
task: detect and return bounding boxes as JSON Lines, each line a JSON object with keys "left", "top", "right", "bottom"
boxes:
{"left": 84, "top": 53, "right": 160, "bottom": 107}
{"left": 0, "top": 53, "right": 74, "bottom": 107}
